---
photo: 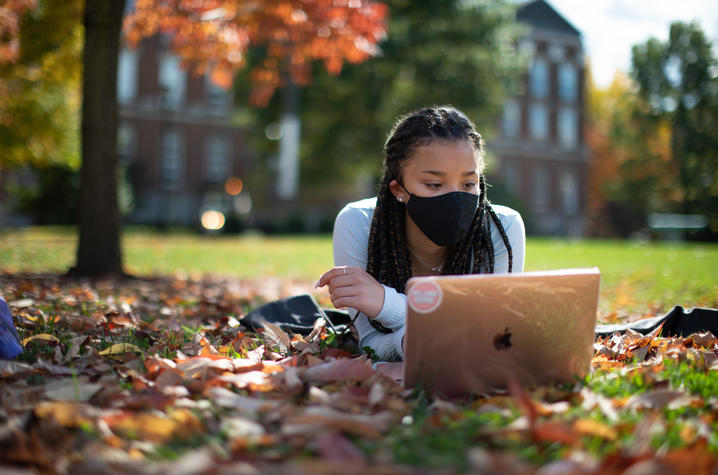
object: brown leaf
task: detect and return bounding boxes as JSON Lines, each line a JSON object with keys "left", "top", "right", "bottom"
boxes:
{"left": 260, "top": 321, "right": 292, "bottom": 353}
{"left": 175, "top": 356, "right": 234, "bottom": 379}
{"left": 34, "top": 401, "right": 99, "bottom": 428}
{"left": 42, "top": 376, "right": 104, "bottom": 402}
{"left": 103, "top": 408, "right": 204, "bottom": 443}
{"left": 627, "top": 390, "right": 700, "bottom": 410}
{"left": 283, "top": 407, "right": 395, "bottom": 438}
{"left": 207, "top": 386, "right": 279, "bottom": 412}
{"left": 0, "top": 360, "right": 34, "bottom": 377}
{"left": 314, "top": 431, "right": 367, "bottom": 465}
{"left": 574, "top": 418, "right": 618, "bottom": 440}
{"left": 302, "top": 356, "right": 374, "bottom": 382}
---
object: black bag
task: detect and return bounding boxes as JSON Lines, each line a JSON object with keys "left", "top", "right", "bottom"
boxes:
{"left": 594, "top": 306, "right": 718, "bottom": 337}
{"left": 241, "top": 293, "right": 354, "bottom": 338}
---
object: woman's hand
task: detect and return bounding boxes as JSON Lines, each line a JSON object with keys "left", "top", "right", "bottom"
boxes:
{"left": 315, "top": 266, "right": 385, "bottom": 318}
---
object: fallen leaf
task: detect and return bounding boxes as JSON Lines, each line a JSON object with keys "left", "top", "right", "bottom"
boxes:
{"left": 627, "top": 390, "right": 700, "bottom": 410}
{"left": 103, "top": 408, "right": 204, "bottom": 443}
{"left": 21, "top": 333, "right": 60, "bottom": 346}
{"left": 99, "top": 343, "right": 143, "bottom": 356}
{"left": 42, "top": 376, "right": 104, "bottom": 402}
{"left": 283, "top": 407, "right": 395, "bottom": 438}
{"left": 574, "top": 418, "right": 618, "bottom": 440}
{"left": 206, "top": 386, "right": 279, "bottom": 412}
{"left": 261, "top": 321, "right": 291, "bottom": 353}
{"left": 34, "top": 401, "right": 99, "bottom": 428}
{"left": 0, "top": 360, "right": 35, "bottom": 377}
{"left": 302, "top": 357, "right": 374, "bottom": 382}
{"left": 314, "top": 431, "right": 367, "bottom": 464}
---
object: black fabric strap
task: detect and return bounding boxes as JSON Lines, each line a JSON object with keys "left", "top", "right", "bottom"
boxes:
{"left": 368, "top": 317, "right": 394, "bottom": 334}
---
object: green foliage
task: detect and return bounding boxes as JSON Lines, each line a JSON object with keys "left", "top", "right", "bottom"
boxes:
{"left": 662, "top": 358, "right": 718, "bottom": 400}
{"left": 0, "top": 0, "right": 83, "bottom": 170}
{"left": 12, "top": 163, "right": 80, "bottom": 224}
{"left": 620, "top": 21, "right": 718, "bottom": 233}
{"left": 236, "top": 0, "right": 525, "bottom": 205}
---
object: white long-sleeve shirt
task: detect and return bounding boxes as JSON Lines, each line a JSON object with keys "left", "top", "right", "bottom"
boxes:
{"left": 332, "top": 197, "right": 526, "bottom": 361}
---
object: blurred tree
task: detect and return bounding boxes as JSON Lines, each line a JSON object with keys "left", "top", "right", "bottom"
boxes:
{"left": 585, "top": 69, "right": 675, "bottom": 237}
{"left": 630, "top": 21, "right": 718, "bottom": 233}
{"left": 124, "top": 0, "right": 388, "bottom": 106}
{"left": 0, "top": 0, "right": 83, "bottom": 170}
{"left": 3, "top": 0, "right": 387, "bottom": 277}
{"left": 236, "top": 0, "right": 525, "bottom": 207}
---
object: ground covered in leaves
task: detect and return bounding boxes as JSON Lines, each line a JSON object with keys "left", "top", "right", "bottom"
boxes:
{"left": 1, "top": 272, "right": 717, "bottom": 474}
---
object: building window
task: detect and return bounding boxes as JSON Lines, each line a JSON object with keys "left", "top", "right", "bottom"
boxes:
{"left": 558, "top": 62, "right": 577, "bottom": 102}
{"left": 117, "top": 47, "right": 138, "bottom": 104}
{"left": 205, "top": 135, "right": 230, "bottom": 184}
{"left": 548, "top": 44, "right": 564, "bottom": 62}
{"left": 560, "top": 168, "right": 579, "bottom": 215}
{"left": 558, "top": 107, "right": 577, "bottom": 149}
{"left": 158, "top": 53, "right": 186, "bottom": 109}
{"left": 502, "top": 99, "right": 520, "bottom": 138}
{"left": 502, "top": 159, "right": 520, "bottom": 194}
{"left": 162, "top": 130, "right": 184, "bottom": 189}
{"left": 529, "top": 103, "right": 549, "bottom": 141}
{"left": 205, "top": 73, "right": 230, "bottom": 112}
{"left": 532, "top": 165, "right": 550, "bottom": 213}
{"left": 530, "top": 57, "right": 549, "bottom": 99}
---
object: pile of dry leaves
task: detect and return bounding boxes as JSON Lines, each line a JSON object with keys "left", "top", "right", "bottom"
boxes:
{"left": 0, "top": 272, "right": 716, "bottom": 474}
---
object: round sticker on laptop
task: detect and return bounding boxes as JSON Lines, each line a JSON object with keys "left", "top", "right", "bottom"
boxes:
{"left": 407, "top": 280, "right": 443, "bottom": 314}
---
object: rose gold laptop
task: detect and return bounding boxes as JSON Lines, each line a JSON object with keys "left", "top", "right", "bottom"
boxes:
{"left": 403, "top": 268, "right": 600, "bottom": 397}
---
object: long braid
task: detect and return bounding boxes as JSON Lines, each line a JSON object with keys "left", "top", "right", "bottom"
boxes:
{"left": 366, "top": 106, "right": 514, "bottom": 317}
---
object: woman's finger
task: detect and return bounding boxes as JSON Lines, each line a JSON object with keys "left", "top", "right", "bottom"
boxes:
{"left": 329, "top": 285, "right": 358, "bottom": 301}
{"left": 331, "top": 296, "right": 359, "bottom": 309}
{"left": 315, "top": 266, "right": 349, "bottom": 288}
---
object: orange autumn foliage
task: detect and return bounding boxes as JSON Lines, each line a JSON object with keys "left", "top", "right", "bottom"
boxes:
{"left": 123, "top": 0, "right": 388, "bottom": 106}
{"left": 0, "top": 0, "right": 37, "bottom": 63}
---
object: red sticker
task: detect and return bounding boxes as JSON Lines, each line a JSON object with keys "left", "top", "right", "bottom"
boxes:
{"left": 407, "top": 280, "right": 443, "bottom": 314}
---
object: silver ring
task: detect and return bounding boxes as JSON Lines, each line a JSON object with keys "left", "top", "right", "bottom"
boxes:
{"left": 343, "top": 267, "right": 347, "bottom": 275}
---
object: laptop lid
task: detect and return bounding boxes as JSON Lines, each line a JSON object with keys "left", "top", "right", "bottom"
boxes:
{"left": 403, "top": 268, "right": 601, "bottom": 397}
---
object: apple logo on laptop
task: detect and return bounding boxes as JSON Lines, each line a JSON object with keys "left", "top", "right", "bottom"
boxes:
{"left": 493, "top": 327, "right": 512, "bottom": 350}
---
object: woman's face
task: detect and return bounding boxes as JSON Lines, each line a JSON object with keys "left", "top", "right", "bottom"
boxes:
{"left": 390, "top": 139, "right": 480, "bottom": 200}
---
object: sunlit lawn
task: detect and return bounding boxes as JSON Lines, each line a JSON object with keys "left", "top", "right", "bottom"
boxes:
{"left": 1, "top": 226, "right": 716, "bottom": 318}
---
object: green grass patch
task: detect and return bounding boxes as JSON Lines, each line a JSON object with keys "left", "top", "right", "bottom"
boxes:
{"left": 1, "top": 227, "right": 716, "bottom": 315}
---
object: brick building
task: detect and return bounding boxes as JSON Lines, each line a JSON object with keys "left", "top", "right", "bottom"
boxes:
{"left": 117, "top": 34, "right": 254, "bottom": 227}
{"left": 492, "top": 0, "right": 587, "bottom": 236}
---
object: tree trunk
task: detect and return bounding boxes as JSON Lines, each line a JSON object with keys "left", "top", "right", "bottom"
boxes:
{"left": 68, "top": 0, "right": 126, "bottom": 278}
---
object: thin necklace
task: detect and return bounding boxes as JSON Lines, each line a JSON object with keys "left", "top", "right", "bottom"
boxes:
{"left": 407, "top": 246, "right": 445, "bottom": 272}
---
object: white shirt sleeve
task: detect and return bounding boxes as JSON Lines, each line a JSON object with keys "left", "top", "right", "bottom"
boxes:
{"left": 332, "top": 199, "right": 407, "bottom": 361}
{"left": 489, "top": 205, "right": 526, "bottom": 273}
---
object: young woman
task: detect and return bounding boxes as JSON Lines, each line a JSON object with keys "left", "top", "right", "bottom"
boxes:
{"left": 316, "top": 106, "right": 526, "bottom": 361}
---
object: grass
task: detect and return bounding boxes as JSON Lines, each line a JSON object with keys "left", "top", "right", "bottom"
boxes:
{"left": 1, "top": 226, "right": 716, "bottom": 316}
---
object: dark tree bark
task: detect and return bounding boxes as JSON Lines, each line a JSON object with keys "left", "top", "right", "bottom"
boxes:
{"left": 68, "top": 0, "right": 126, "bottom": 278}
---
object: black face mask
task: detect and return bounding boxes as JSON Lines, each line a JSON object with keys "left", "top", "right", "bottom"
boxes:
{"left": 400, "top": 183, "right": 479, "bottom": 247}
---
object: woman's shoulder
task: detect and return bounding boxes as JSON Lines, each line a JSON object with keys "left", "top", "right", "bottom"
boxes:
{"left": 489, "top": 203, "right": 525, "bottom": 234}
{"left": 490, "top": 203, "right": 521, "bottom": 219}
{"left": 336, "top": 197, "right": 377, "bottom": 226}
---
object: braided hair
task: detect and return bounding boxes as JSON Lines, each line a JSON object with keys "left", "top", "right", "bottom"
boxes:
{"left": 366, "top": 106, "right": 513, "bottom": 299}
